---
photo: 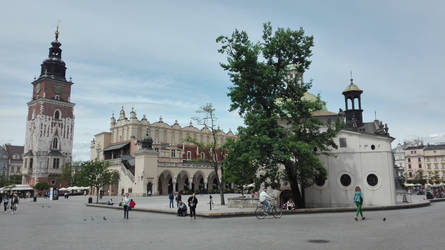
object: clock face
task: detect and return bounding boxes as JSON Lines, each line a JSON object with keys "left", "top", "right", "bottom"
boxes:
{"left": 36, "top": 83, "right": 40, "bottom": 94}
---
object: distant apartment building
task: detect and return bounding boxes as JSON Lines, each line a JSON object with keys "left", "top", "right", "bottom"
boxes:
{"left": 401, "top": 143, "right": 445, "bottom": 182}
{"left": 405, "top": 146, "right": 425, "bottom": 179}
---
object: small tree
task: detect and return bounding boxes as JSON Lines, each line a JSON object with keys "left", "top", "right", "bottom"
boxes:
{"left": 34, "top": 182, "right": 50, "bottom": 192}
{"left": 77, "top": 160, "right": 119, "bottom": 203}
{"left": 187, "top": 103, "right": 227, "bottom": 205}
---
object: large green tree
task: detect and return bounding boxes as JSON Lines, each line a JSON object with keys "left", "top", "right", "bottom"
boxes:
{"left": 217, "top": 23, "right": 341, "bottom": 208}
{"left": 77, "top": 160, "right": 119, "bottom": 203}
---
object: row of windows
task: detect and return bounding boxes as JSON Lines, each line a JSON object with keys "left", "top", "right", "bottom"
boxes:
{"left": 314, "top": 173, "right": 379, "bottom": 188}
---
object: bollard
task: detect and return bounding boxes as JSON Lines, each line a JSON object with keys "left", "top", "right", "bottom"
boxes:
{"left": 33, "top": 196, "right": 37, "bottom": 202}
{"left": 209, "top": 195, "right": 213, "bottom": 210}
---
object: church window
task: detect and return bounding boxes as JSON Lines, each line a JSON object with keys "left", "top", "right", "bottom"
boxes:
{"left": 367, "top": 174, "right": 378, "bottom": 187}
{"left": 340, "top": 174, "right": 351, "bottom": 187}
{"left": 408, "top": 158, "right": 411, "bottom": 163}
{"left": 187, "top": 151, "right": 192, "bottom": 160}
{"left": 53, "top": 158, "right": 60, "bottom": 169}
{"left": 419, "top": 164, "right": 422, "bottom": 168}
{"left": 52, "top": 138, "right": 58, "bottom": 150}
{"left": 30, "top": 159, "right": 33, "bottom": 169}
{"left": 409, "top": 172, "right": 412, "bottom": 177}
{"left": 418, "top": 157, "right": 421, "bottom": 162}
{"left": 408, "top": 164, "right": 411, "bottom": 169}
{"left": 54, "top": 110, "right": 61, "bottom": 120}
{"left": 171, "top": 150, "right": 176, "bottom": 158}
{"left": 339, "top": 138, "right": 347, "bottom": 148}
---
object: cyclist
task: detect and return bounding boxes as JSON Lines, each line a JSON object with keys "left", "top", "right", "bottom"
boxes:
{"left": 259, "top": 188, "right": 273, "bottom": 215}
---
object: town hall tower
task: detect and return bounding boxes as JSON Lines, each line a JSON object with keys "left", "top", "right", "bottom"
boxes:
{"left": 22, "top": 28, "right": 75, "bottom": 186}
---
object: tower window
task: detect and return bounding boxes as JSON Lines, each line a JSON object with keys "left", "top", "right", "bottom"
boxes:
{"left": 52, "top": 138, "right": 58, "bottom": 150}
{"left": 54, "top": 110, "right": 61, "bottom": 120}
{"left": 53, "top": 158, "right": 60, "bottom": 169}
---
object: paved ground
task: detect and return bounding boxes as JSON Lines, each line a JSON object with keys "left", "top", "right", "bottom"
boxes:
{"left": 1, "top": 195, "right": 445, "bottom": 250}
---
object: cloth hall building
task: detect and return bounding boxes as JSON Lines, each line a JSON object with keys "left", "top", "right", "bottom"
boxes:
{"left": 90, "top": 107, "right": 236, "bottom": 196}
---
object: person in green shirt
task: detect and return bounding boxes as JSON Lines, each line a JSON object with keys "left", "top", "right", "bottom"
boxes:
{"left": 353, "top": 186, "right": 365, "bottom": 221}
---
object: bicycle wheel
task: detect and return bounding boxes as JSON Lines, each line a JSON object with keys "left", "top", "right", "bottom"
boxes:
{"left": 255, "top": 206, "right": 266, "bottom": 219}
{"left": 272, "top": 206, "right": 282, "bottom": 219}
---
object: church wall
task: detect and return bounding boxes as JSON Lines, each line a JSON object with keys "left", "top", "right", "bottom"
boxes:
{"left": 305, "top": 130, "right": 396, "bottom": 208}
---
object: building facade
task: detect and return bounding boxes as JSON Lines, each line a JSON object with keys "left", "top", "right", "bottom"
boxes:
{"left": 90, "top": 107, "right": 236, "bottom": 196}
{"left": 5, "top": 145, "right": 24, "bottom": 177}
{"left": 402, "top": 144, "right": 445, "bottom": 182}
{"left": 21, "top": 28, "right": 75, "bottom": 186}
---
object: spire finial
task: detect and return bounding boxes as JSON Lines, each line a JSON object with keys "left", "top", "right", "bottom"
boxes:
{"left": 55, "top": 21, "right": 60, "bottom": 41}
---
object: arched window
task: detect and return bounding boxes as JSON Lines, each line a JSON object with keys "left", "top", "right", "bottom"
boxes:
{"left": 52, "top": 138, "right": 58, "bottom": 150}
{"left": 54, "top": 110, "right": 60, "bottom": 120}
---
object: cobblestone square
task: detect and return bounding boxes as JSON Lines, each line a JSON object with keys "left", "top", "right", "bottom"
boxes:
{"left": 1, "top": 196, "right": 445, "bottom": 250}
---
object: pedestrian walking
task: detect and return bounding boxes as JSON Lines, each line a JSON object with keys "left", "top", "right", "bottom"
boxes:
{"left": 175, "top": 192, "right": 182, "bottom": 208}
{"left": 187, "top": 193, "right": 198, "bottom": 219}
{"left": 169, "top": 192, "right": 174, "bottom": 208}
{"left": 122, "top": 193, "right": 130, "bottom": 219}
{"left": 11, "top": 194, "right": 19, "bottom": 214}
{"left": 3, "top": 195, "right": 9, "bottom": 212}
{"left": 353, "top": 186, "right": 365, "bottom": 221}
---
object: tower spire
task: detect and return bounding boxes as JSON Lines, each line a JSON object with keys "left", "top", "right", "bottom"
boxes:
{"left": 55, "top": 23, "right": 59, "bottom": 41}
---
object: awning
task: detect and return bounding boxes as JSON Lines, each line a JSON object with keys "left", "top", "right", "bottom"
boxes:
{"left": 103, "top": 142, "right": 129, "bottom": 152}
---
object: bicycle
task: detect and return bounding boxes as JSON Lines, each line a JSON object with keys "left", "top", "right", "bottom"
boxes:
{"left": 255, "top": 199, "right": 282, "bottom": 219}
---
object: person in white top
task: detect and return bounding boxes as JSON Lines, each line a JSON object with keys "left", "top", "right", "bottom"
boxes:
{"left": 122, "top": 193, "right": 130, "bottom": 219}
{"left": 259, "top": 188, "right": 273, "bottom": 214}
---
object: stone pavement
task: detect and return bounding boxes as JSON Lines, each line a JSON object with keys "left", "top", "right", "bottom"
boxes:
{"left": 2, "top": 195, "right": 445, "bottom": 250}
{"left": 87, "top": 193, "right": 431, "bottom": 217}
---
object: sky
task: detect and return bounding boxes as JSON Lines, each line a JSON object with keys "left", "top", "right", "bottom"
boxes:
{"left": 1, "top": 0, "right": 445, "bottom": 161}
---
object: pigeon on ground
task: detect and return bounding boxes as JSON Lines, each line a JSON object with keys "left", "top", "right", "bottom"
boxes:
{"left": 103, "top": 216, "right": 107, "bottom": 221}
{"left": 383, "top": 217, "right": 386, "bottom": 222}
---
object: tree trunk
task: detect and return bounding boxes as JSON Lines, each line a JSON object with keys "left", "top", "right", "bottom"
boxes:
{"left": 220, "top": 165, "right": 225, "bottom": 205}
{"left": 96, "top": 187, "right": 99, "bottom": 203}
{"left": 285, "top": 164, "right": 305, "bottom": 208}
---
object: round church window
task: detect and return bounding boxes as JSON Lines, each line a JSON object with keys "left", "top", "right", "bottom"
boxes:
{"left": 367, "top": 174, "right": 378, "bottom": 186}
{"left": 340, "top": 174, "right": 351, "bottom": 187}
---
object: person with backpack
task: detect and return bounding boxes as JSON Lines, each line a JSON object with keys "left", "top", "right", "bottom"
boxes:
{"left": 353, "top": 186, "right": 365, "bottom": 221}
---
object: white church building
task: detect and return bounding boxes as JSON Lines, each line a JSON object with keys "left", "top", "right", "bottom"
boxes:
{"left": 300, "top": 79, "right": 397, "bottom": 208}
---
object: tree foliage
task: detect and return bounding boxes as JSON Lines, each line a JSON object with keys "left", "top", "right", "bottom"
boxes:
{"left": 217, "top": 23, "right": 341, "bottom": 208}
{"left": 222, "top": 138, "right": 257, "bottom": 196}
{"left": 34, "top": 182, "right": 50, "bottom": 191}
{"left": 76, "top": 160, "right": 119, "bottom": 203}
